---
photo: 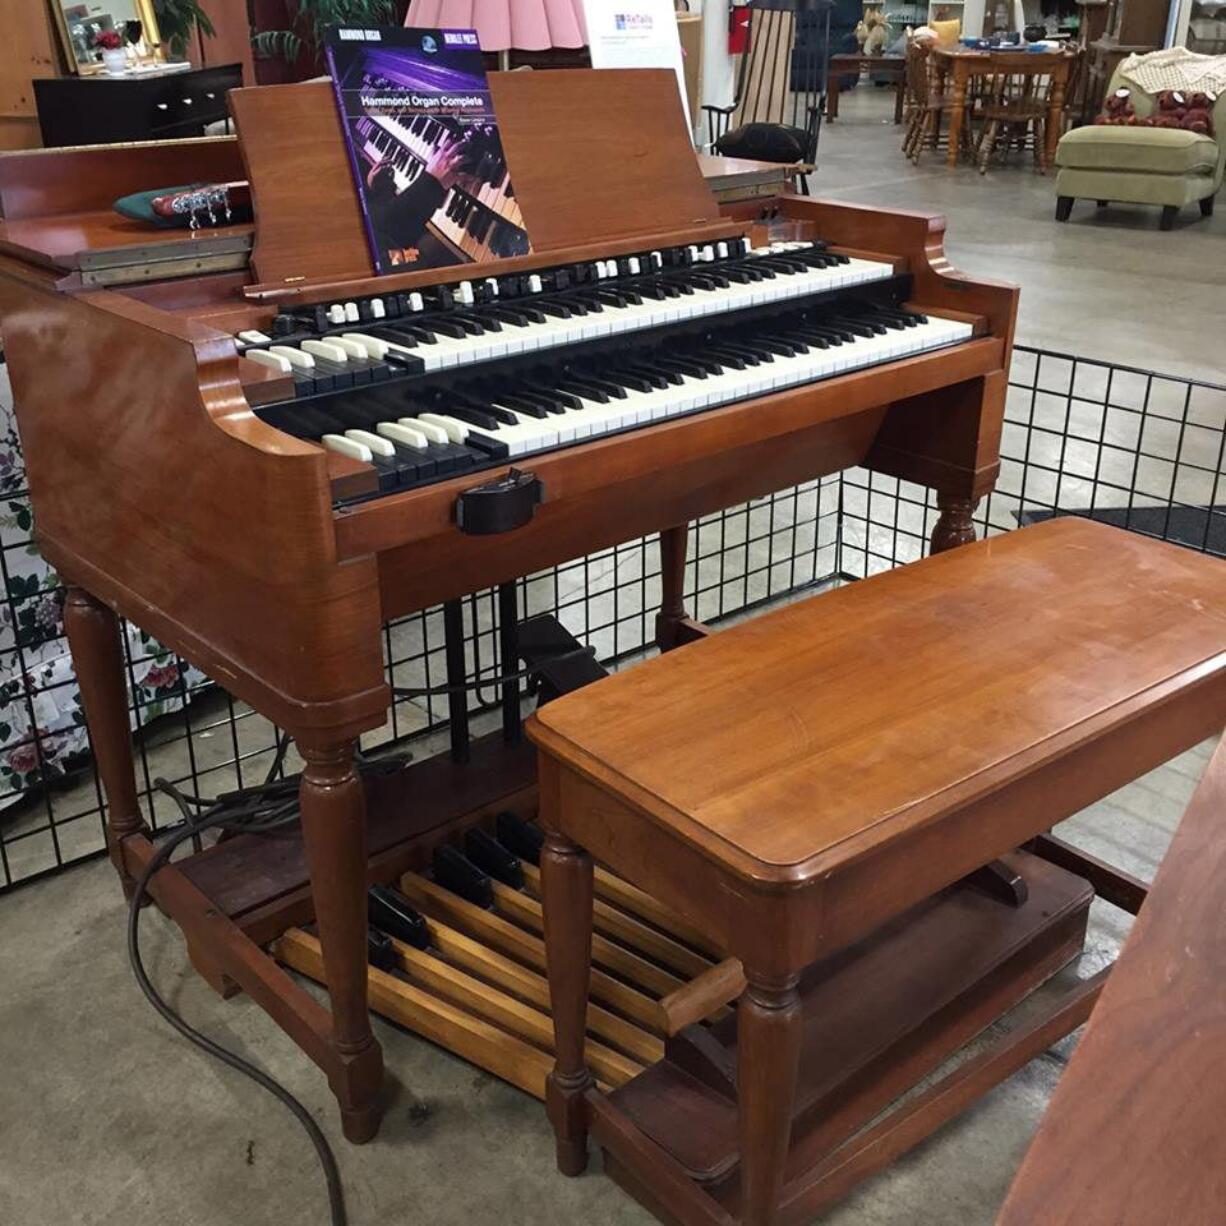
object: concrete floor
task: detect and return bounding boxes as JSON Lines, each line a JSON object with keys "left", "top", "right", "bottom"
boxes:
{"left": 2, "top": 86, "right": 1224, "bottom": 1226}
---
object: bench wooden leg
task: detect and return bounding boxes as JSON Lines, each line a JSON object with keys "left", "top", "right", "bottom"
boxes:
{"left": 930, "top": 494, "right": 979, "bottom": 554}
{"left": 739, "top": 971, "right": 802, "bottom": 1226}
{"left": 298, "top": 736, "right": 384, "bottom": 1142}
{"left": 63, "top": 586, "right": 146, "bottom": 898}
{"left": 542, "top": 828, "right": 595, "bottom": 1175}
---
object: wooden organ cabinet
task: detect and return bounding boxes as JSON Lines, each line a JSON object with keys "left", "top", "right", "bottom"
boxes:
{"left": 0, "top": 68, "right": 1021, "bottom": 1209}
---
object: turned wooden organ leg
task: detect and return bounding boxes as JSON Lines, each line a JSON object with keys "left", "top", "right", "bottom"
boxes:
{"left": 656, "top": 524, "right": 691, "bottom": 652}
{"left": 929, "top": 493, "right": 979, "bottom": 554}
{"left": 541, "top": 828, "right": 596, "bottom": 1176}
{"left": 62, "top": 586, "right": 146, "bottom": 898}
{"left": 296, "top": 735, "right": 385, "bottom": 1143}
{"left": 656, "top": 525, "right": 710, "bottom": 653}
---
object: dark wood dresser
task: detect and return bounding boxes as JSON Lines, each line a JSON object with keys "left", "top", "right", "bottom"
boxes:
{"left": 34, "top": 64, "right": 243, "bottom": 148}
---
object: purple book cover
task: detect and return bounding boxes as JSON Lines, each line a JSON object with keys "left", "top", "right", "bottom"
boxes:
{"left": 325, "top": 27, "right": 531, "bottom": 274}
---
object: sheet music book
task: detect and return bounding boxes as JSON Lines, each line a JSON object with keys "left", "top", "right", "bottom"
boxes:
{"left": 325, "top": 27, "right": 531, "bottom": 274}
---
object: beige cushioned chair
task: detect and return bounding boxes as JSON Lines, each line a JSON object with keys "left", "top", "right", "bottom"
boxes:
{"left": 1054, "top": 69, "right": 1226, "bottom": 229}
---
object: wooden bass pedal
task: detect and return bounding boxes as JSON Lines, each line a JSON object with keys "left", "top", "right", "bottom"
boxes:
{"left": 274, "top": 810, "right": 1092, "bottom": 1129}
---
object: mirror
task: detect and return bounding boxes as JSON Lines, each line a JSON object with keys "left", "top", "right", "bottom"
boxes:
{"left": 50, "top": 0, "right": 164, "bottom": 74}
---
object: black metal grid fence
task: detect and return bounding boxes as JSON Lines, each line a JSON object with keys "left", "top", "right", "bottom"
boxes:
{"left": 0, "top": 344, "right": 1222, "bottom": 893}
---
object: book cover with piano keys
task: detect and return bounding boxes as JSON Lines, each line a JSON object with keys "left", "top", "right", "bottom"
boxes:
{"left": 325, "top": 27, "right": 532, "bottom": 274}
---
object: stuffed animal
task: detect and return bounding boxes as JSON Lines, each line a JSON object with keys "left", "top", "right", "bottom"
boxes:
{"left": 1182, "top": 90, "right": 1215, "bottom": 135}
{"left": 1095, "top": 87, "right": 1136, "bottom": 126}
{"left": 856, "top": 8, "right": 889, "bottom": 55}
{"left": 1133, "top": 88, "right": 1216, "bottom": 136}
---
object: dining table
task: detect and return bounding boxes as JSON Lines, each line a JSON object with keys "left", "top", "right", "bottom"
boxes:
{"left": 930, "top": 45, "right": 1078, "bottom": 170}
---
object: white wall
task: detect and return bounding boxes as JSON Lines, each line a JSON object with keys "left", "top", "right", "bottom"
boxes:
{"left": 697, "top": 0, "right": 738, "bottom": 113}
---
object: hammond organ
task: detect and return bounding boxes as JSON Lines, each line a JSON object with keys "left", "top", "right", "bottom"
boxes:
{"left": 0, "top": 69, "right": 1017, "bottom": 1148}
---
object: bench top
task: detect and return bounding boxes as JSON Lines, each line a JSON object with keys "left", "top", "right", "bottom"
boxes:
{"left": 997, "top": 732, "right": 1226, "bottom": 1225}
{"left": 527, "top": 519, "right": 1226, "bottom": 886}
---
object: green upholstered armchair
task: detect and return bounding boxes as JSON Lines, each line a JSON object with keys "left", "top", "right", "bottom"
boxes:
{"left": 1054, "top": 70, "right": 1226, "bottom": 229}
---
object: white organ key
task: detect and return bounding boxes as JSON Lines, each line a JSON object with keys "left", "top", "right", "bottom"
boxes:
{"left": 268, "top": 345, "right": 314, "bottom": 369}
{"left": 322, "top": 433, "right": 371, "bottom": 462}
{"left": 628, "top": 257, "right": 641, "bottom": 275}
{"left": 409, "top": 292, "right": 425, "bottom": 312}
{"left": 716, "top": 242, "right": 729, "bottom": 259}
{"left": 418, "top": 412, "right": 469, "bottom": 442}
{"left": 344, "top": 302, "right": 360, "bottom": 323}
{"left": 456, "top": 280, "right": 475, "bottom": 305}
{"left": 527, "top": 274, "right": 543, "bottom": 293}
{"left": 370, "top": 298, "right": 387, "bottom": 319}
{"left": 340, "top": 332, "right": 389, "bottom": 360}
{"left": 650, "top": 251, "right": 663, "bottom": 270}
{"left": 377, "top": 422, "right": 429, "bottom": 450}
{"left": 302, "top": 339, "right": 349, "bottom": 362}
{"left": 327, "top": 336, "right": 369, "bottom": 360}
{"left": 244, "top": 348, "right": 292, "bottom": 373}
{"left": 344, "top": 429, "right": 395, "bottom": 457}
{"left": 237, "top": 329, "right": 271, "bottom": 345}
{"left": 403, "top": 417, "right": 448, "bottom": 444}
{"left": 484, "top": 277, "right": 499, "bottom": 298}
{"left": 327, "top": 304, "right": 346, "bottom": 325}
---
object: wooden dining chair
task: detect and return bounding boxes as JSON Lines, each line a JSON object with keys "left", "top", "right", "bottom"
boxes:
{"left": 704, "top": 0, "right": 832, "bottom": 193}
{"left": 902, "top": 42, "right": 961, "bottom": 165}
{"left": 975, "top": 52, "right": 1057, "bottom": 174}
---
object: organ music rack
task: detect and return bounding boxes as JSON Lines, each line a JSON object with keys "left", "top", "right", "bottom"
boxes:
{"left": 0, "top": 66, "right": 1025, "bottom": 1208}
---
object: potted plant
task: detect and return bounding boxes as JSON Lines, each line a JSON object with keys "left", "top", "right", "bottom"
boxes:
{"left": 94, "top": 29, "right": 129, "bottom": 75}
{"left": 253, "top": 0, "right": 395, "bottom": 71}
{"left": 153, "top": 0, "right": 216, "bottom": 60}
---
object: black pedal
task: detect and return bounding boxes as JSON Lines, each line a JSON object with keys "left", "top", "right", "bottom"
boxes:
{"left": 432, "top": 845, "right": 494, "bottom": 908}
{"left": 368, "top": 883, "right": 430, "bottom": 950}
{"left": 367, "top": 926, "right": 398, "bottom": 972}
{"left": 517, "top": 613, "right": 608, "bottom": 703}
{"left": 464, "top": 828, "right": 524, "bottom": 889}
{"left": 455, "top": 467, "right": 543, "bottom": 535}
{"left": 495, "top": 811, "right": 544, "bottom": 867}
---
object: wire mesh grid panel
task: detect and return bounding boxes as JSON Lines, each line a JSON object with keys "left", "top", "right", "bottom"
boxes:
{"left": 837, "top": 346, "right": 1226, "bottom": 579}
{"left": 1, "top": 345, "right": 1221, "bottom": 892}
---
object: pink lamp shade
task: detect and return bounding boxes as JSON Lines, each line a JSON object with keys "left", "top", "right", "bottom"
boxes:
{"left": 404, "top": 0, "right": 588, "bottom": 51}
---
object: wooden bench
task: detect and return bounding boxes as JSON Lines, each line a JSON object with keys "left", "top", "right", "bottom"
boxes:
{"left": 525, "top": 518, "right": 1226, "bottom": 1226}
{"left": 998, "top": 732, "right": 1226, "bottom": 1225}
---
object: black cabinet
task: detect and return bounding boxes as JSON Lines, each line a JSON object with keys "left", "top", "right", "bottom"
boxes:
{"left": 34, "top": 64, "right": 243, "bottom": 148}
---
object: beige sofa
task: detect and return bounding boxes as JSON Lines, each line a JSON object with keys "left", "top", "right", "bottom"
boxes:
{"left": 1054, "top": 70, "right": 1226, "bottom": 229}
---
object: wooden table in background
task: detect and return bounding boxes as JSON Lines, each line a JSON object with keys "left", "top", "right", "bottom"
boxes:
{"left": 931, "top": 46, "right": 1075, "bottom": 169}
{"left": 828, "top": 53, "right": 906, "bottom": 124}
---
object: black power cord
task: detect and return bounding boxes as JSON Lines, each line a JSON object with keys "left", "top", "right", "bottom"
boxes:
{"left": 127, "top": 736, "right": 357, "bottom": 1226}
{"left": 391, "top": 644, "right": 597, "bottom": 699}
